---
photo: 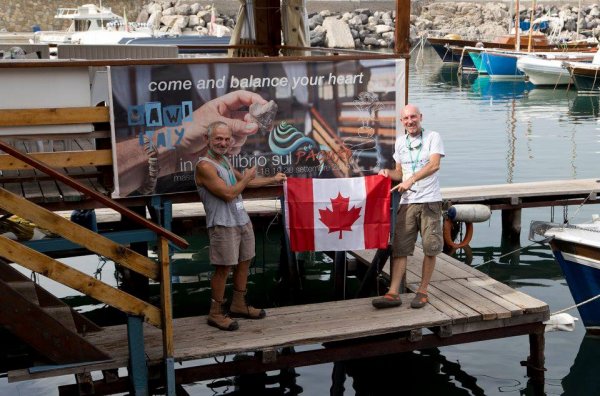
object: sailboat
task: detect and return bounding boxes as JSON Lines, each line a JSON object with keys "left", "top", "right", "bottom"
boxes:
{"left": 430, "top": 0, "right": 595, "bottom": 69}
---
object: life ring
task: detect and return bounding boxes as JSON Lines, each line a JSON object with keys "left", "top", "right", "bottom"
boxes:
{"left": 443, "top": 218, "right": 473, "bottom": 249}
{"left": 446, "top": 244, "right": 473, "bottom": 266}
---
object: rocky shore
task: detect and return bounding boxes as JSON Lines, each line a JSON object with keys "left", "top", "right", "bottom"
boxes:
{"left": 133, "top": 1, "right": 600, "bottom": 49}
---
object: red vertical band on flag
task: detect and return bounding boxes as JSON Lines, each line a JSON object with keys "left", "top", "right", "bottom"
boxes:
{"left": 285, "top": 178, "right": 315, "bottom": 252}
{"left": 364, "top": 175, "right": 391, "bottom": 249}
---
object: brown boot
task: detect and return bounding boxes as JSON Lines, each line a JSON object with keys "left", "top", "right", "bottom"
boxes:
{"left": 207, "top": 299, "right": 239, "bottom": 331}
{"left": 230, "top": 289, "right": 266, "bottom": 319}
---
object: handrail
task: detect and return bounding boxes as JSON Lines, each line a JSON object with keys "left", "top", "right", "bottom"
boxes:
{"left": 0, "top": 141, "right": 189, "bottom": 249}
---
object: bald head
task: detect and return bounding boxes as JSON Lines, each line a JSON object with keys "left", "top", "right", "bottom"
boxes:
{"left": 400, "top": 103, "right": 423, "bottom": 137}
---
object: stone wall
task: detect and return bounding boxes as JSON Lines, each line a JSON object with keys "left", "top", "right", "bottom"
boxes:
{"left": 0, "top": 0, "right": 147, "bottom": 32}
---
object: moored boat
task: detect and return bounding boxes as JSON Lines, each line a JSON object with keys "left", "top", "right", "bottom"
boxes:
{"left": 517, "top": 50, "right": 598, "bottom": 86}
{"left": 530, "top": 218, "right": 600, "bottom": 334}
{"left": 30, "top": 3, "right": 159, "bottom": 45}
{"left": 567, "top": 62, "right": 600, "bottom": 93}
{"left": 481, "top": 50, "right": 524, "bottom": 79}
{"left": 428, "top": 34, "right": 595, "bottom": 65}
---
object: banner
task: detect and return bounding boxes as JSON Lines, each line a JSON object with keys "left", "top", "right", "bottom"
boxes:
{"left": 109, "top": 59, "right": 404, "bottom": 197}
{"left": 284, "top": 175, "right": 390, "bottom": 252}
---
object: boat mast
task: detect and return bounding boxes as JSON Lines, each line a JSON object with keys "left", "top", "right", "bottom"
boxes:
{"left": 527, "top": 0, "right": 535, "bottom": 52}
{"left": 515, "top": 0, "right": 520, "bottom": 50}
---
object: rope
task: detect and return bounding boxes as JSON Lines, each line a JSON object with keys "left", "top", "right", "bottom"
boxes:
{"left": 551, "top": 292, "right": 600, "bottom": 316}
{"left": 472, "top": 238, "right": 549, "bottom": 269}
{"left": 565, "top": 190, "right": 595, "bottom": 225}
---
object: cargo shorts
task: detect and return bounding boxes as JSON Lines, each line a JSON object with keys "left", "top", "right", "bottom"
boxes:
{"left": 392, "top": 202, "right": 443, "bottom": 257}
{"left": 207, "top": 222, "right": 255, "bottom": 266}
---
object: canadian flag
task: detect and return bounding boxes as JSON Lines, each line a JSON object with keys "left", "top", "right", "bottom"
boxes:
{"left": 284, "top": 175, "right": 391, "bottom": 252}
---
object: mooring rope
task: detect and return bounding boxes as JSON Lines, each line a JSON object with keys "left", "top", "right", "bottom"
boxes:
{"left": 551, "top": 292, "right": 600, "bottom": 316}
{"left": 472, "top": 239, "right": 549, "bottom": 269}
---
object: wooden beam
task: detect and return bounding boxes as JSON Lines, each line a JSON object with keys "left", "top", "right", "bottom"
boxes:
{"left": 0, "top": 150, "right": 113, "bottom": 170}
{"left": 0, "top": 237, "right": 162, "bottom": 327}
{"left": 395, "top": 0, "right": 411, "bottom": 54}
{"left": 254, "top": 0, "right": 281, "bottom": 56}
{"left": 0, "top": 107, "right": 110, "bottom": 127}
{"left": 0, "top": 187, "right": 160, "bottom": 280}
{"left": 0, "top": 141, "right": 189, "bottom": 249}
{"left": 159, "top": 237, "right": 174, "bottom": 357}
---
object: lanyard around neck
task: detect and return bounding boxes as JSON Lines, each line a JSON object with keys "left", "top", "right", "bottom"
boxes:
{"left": 405, "top": 132, "right": 423, "bottom": 175}
{"left": 208, "top": 150, "right": 236, "bottom": 185}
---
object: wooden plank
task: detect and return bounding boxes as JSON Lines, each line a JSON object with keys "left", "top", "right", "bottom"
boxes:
{"left": 0, "top": 150, "right": 113, "bottom": 170}
{"left": 0, "top": 187, "right": 160, "bottom": 280}
{"left": 0, "top": 237, "right": 161, "bottom": 327}
{"left": 408, "top": 282, "right": 481, "bottom": 322}
{"left": 37, "top": 180, "right": 63, "bottom": 203}
{"left": 435, "top": 279, "right": 512, "bottom": 320}
{"left": 442, "top": 178, "right": 600, "bottom": 202}
{"left": 0, "top": 107, "right": 110, "bottom": 127}
{"left": 16, "top": 141, "right": 45, "bottom": 201}
{"left": 411, "top": 248, "right": 473, "bottom": 280}
{"left": 456, "top": 278, "right": 524, "bottom": 316}
{"left": 465, "top": 277, "right": 548, "bottom": 313}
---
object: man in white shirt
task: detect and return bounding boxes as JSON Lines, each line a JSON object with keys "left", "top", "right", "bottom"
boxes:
{"left": 372, "top": 104, "right": 445, "bottom": 309}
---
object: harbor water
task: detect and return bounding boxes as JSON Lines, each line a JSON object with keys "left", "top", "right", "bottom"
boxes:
{"left": 2, "top": 45, "right": 600, "bottom": 395}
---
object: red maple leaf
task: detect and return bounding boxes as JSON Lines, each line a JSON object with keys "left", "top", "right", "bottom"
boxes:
{"left": 318, "top": 192, "right": 362, "bottom": 239}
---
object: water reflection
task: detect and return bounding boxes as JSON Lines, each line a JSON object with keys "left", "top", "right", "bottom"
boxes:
{"left": 569, "top": 94, "right": 600, "bottom": 118}
{"left": 562, "top": 336, "right": 600, "bottom": 395}
{"left": 471, "top": 77, "right": 534, "bottom": 101}
{"left": 432, "top": 64, "right": 479, "bottom": 89}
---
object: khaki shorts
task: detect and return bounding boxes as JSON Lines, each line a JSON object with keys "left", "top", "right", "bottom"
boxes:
{"left": 392, "top": 202, "right": 443, "bottom": 257}
{"left": 207, "top": 223, "right": 255, "bottom": 266}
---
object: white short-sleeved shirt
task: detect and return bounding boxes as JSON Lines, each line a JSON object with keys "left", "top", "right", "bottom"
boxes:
{"left": 393, "top": 129, "right": 445, "bottom": 204}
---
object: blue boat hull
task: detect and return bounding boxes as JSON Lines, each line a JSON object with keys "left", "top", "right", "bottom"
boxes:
{"left": 482, "top": 52, "right": 524, "bottom": 78}
{"left": 467, "top": 50, "right": 487, "bottom": 74}
{"left": 551, "top": 240, "right": 600, "bottom": 331}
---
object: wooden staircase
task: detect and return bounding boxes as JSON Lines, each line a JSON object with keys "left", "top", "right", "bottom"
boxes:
{"left": 0, "top": 259, "right": 109, "bottom": 364}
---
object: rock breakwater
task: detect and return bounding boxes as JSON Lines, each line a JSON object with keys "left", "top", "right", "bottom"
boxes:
{"left": 136, "top": 1, "right": 600, "bottom": 49}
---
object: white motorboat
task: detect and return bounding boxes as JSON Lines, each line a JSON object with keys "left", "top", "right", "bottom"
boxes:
{"left": 517, "top": 50, "right": 600, "bottom": 86}
{"left": 30, "top": 4, "right": 152, "bottom": 45}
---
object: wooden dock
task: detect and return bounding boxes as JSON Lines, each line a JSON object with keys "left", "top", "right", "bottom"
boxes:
{"left": 73, "top": 178, "right": 600, "bottom": 225}
{"left": 441, "top": 178, "right": 600, "bottom": 209}
{"left": 9, "top": 246, "right": 549, "bottom": 393}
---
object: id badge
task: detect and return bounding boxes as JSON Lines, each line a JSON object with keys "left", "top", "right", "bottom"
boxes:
{"left": 236, "top": 201, "right": 244, "bottom": 211}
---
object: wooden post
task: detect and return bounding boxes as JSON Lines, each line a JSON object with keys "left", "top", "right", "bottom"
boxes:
{"left": 254, "top": 0, "right": 281, "bottom": 56}
{"left": 395, "top": 0, "right": 411, "bottom": 54}
{"left": 158, "top": 235, "right": 175, "bottom": 395}
{"left": 398, "top": 0, "right": 411, "bottom": 100}
{"left": 333, "top": 251, "right": 346, "bottom": 300}
{"left": 525, "top": 326, "right": 546, "bottom": 389}
{"left": 127, "top": 316, "right": 149, "bottom": 396}
{"left": 501, "top": 208, "right": 521, "bottom": 242}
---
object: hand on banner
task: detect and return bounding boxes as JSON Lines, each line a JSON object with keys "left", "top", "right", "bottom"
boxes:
{"left": 271, "top": 172, "right": 287, "bottom": 183}
{"left": 180, "top": 90, "right": 268, "bottom": 155}
{"left": 246, "top": 168, "right": 287, "bottom": 188}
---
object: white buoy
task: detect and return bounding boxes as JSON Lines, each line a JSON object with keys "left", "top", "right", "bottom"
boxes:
{"left": 447, "top": 204, "right": 491, "bottom": 223}
{"left": 543, "top": 313, "right": 578, "bottom": 332}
